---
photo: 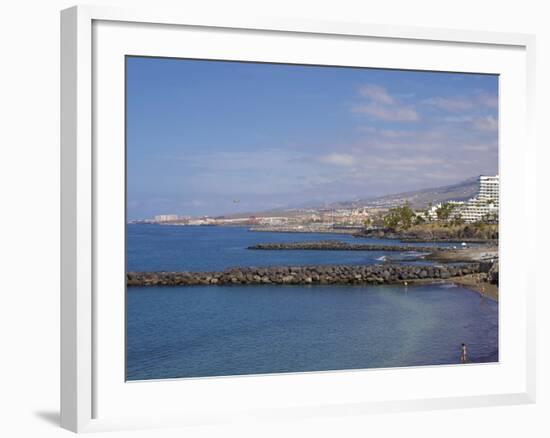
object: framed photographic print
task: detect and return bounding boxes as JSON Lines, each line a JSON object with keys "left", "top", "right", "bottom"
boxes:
{"left": 61, "top": 5, "right": 536, "bottom": 433}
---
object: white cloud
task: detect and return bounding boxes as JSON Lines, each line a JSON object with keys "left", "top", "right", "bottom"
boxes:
{"left": 379, "top": 129, "right": 414, "bottom": 138}
{"left": 359, "top": 84, "right": 395, "bottom": 105}
{"left": 463, "top": 143, "right": 493, "bottom": 152}
{"left": 352, "top": 103, "right": 419, "bottom": 122}
{"left": 318, "top": 153, "right": 356, "bottom": 167}
{"left": 424, "top": 96, "right": 474, "bottom": 112}
{"left": 441, "top": 115, "right": 474, "bottom": 123}
{"left": 353, "top": 84, "right": 419, "bottom": 122}
{"left": 425, "top": 92, "right": 498, "bottom": 113}
{"left": 473, "top": 115, "right": 498, "bottom": 131}
{"left": 368, "top": 155, "right": 445, "bottom": 168}
{"left": 477, "top": 92, "right": 498, "bottom": 109}
{"left": 356, "top": 125, "right": 377, "bottom": 133}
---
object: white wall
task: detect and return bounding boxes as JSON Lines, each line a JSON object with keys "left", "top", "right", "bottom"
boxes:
{"left": 0, "top": 1, "right": 547, "bottom": 436}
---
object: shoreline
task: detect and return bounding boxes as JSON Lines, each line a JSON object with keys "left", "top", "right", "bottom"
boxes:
{"left": 425, "top": 246, "right": 498, "bottom": 263}
{"left": 126, "top": 226, "right": 498, "bottom": 300}
{"left": 248, "top": 241, "right": 446, "bottom": 252}
{"left": 450, "top": 274, "right": 499, "bottom": 301}
{"left": 249, "top": 226, "right": 497, "bottom": 244}
{"left": 127, "top": 263, "right": 482, "bottom": 288}
{"left": 249, "top": 226, "right": 360, "bottom": 235}
{"left": 127, "top": 270, "right": 498, "bottom": 301}
{"left": 130, "top": 223, "right": 498, "bottom": 244}
{"left": 403, "top": 276, "right": 498, "bottom": 301}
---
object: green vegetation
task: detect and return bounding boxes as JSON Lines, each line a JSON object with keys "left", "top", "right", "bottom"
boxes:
{"left": 383, "top": 202, "right": 416, "bottom": 230}
{"left": 404, "top": 222, "right": 498, "bottom": 240}
{"left": 422, "top": 202, "right": 433, "bottom": 222}
{"left": 435, "top": 202, "right": 457, "bottom": 221}
{"left": 379, "top": 201, "right": 498, "bottom": 239}
{"left": 449, "top": 213, "right": 465, "bottom": 227}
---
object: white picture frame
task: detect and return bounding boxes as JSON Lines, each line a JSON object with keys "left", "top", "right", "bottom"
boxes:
{"left": 60, "top": 4, "right": 537, "bottom": 433}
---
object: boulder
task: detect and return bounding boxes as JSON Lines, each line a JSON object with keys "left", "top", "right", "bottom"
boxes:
{"left": 487, "top": 262, "right": 499, "bottom": 285}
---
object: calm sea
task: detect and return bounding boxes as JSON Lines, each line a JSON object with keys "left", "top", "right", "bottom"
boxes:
{"left": 126, "top": 224, "right": 498, "bottom": 380}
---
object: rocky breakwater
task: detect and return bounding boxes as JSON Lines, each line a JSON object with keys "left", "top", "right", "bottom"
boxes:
{"left": 127, "top": 263, "right": 482, "bottom": 287}
{"left": 487, "top": 262, "right": 499, "bottom": 285}
{"left": 248, "top": 240, "right": 444, "bottom": 253}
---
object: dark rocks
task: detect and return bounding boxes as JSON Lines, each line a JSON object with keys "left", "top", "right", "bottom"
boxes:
{"left": 127, "top": 263, "right": 482, "bottom": 287}
{"left": 249, "top": 240, "right": 444, "bottom": 253}
{"left": 478, "top": 261, "right": 493, "bottom": 273}
{"left": 487, "top": 262, "right": 499, "bottom": 285}
{"left": 356, "top": 225, "right": 498, "bottom": 242}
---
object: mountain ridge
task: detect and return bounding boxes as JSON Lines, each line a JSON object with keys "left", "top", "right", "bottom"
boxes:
{"left": 330, "top": 176, "right": 480, "bottom": 210}
{"left": 224, "top": 176, "right": 481, "bottom": 218}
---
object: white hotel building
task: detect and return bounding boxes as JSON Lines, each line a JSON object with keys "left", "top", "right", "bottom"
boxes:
{"left": 459, "top": 175, "right": 499, "bottom": 223}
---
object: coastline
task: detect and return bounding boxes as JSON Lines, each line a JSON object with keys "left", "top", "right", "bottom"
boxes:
{"left": 425, "top": 245, "right": 498, "bottom": 263}
{"left": 451, "top": 274, "right": 499, "bottom": 301}
{"left": 414, "top": 246, "right": 499, "bottom": 299}
{"left": 133, "top": 223, "right": 498, "bottom": 245}
{"left": 249, "top": 240, "right": 446, "bottom": 252}
{"left": 247, "top": 225, "right": 498, "bottom": 244}
{"left": 247, "top": 240, "right": 499, "bottom": 299}
{"left": 126, "top": 225, "right": 498, "bottom": 300}
{"left": 127, "top": 263, "right": 482, "bottom": 287}
{"left": 404, "top": 276, "right": 498, "bottom": 301}
{"left": 249, "top": 226, "right": 360, "bottom": 235}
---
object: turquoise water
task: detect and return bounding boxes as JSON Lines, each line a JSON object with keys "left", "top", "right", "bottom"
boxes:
{"left": 126, "top": 224, "right": 498, "bottom": 380}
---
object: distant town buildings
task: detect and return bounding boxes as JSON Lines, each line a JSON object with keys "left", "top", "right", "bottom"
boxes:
{"left": 423, "top": 201, "right": 465, "bottom": 221}
{"left": 142, "top": 175, "right": 498, "bottom": 229}
{"left": 257, "top": 216, "right": 289, "bottom": 226}
{"left": 154, "top": 214, "right": 179, "bottom": 222}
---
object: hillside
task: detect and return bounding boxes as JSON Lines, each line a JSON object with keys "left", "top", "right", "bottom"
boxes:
{"left": 326, "top": 176, "right": 479, "bottom": 210}
{"left": 225, "top": 176, "right": 481, "bottom": 218}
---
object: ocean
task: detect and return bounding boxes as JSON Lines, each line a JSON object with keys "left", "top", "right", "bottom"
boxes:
{"left": 126, "top": 224, "right": 498, "bottom": 380}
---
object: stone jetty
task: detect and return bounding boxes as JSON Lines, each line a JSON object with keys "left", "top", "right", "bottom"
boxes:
{"left": 248, "top": 240, "right": 444, "bottom": 253}
{"left": 127, "top": 263, "right": 482, "bottom": 287}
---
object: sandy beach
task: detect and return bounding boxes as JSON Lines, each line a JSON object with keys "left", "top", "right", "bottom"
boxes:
{"left": 416, "top": 245, "right": 499, "bottom": 300}
{"left": 451, "top": 274, "right": 499, "bottom": 300}
{"left": 426, "top": 245, "right": 498, "bottom": 263}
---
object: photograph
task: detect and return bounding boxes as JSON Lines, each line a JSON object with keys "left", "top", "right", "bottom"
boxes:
{"left": 125, "top": 56, "right": 499, "bottom": 381}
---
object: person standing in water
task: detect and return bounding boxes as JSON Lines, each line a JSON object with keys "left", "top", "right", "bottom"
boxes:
{"left": 460, "top": 343, "right": 468, "bottom": 363}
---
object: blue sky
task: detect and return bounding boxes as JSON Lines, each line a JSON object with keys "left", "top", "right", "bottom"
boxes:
{"left": 126, "top": 57, "right": 498, "bottom": 219}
